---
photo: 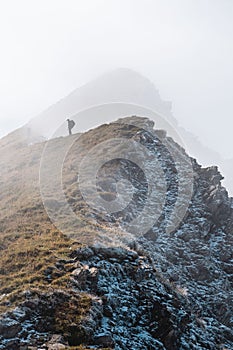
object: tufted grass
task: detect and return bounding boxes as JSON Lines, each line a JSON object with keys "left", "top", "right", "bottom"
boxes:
{"left": 0, "top": 229, "right": 83, "bottom": 313}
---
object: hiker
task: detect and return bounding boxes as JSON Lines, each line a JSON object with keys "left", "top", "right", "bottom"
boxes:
{"left": 67, "top": 119, "right": 75, "bottom": 135}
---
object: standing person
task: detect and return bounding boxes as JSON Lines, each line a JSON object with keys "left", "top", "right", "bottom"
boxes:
{"left": 67, "top": 119, "right": 75, "bottom": 135}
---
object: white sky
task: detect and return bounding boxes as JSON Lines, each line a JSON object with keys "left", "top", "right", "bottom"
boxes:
{"left": 0, "top": 0, "right": 232, "bottom": 159}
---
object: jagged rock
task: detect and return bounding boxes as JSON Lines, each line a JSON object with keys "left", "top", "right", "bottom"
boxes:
{"left": 92, "top": 246, "right": 138, "bottom": 261}
{"left": 47, "top": 344, "right": 66, "bottom": 350}
{"left": 103, "top": 305, "right": 113, "bottom": 317}
{"left": 1, "top": 116, "right": 233, "bottom": 349}
{"left": 116, "top": 116, "right": 155, "bottom": 131}
{"left": 45, "top": 334, "right": 67, "bottom": 349}
{"left": 154, "top": 129, "right": 167, "bottom": 139}
{"left": 1, "top": 338, "right": 20, "bottom": 350}
{"left": 52, "top": 345, "right": 66, "bottom": 350}
{"left": 11, "top": 307, "right": 27, "bottom": 322}
{"left": 70, "top": 247, "right": 94, "bottom": 260}
{"left": 0, "top": 317, "right": 21, "bottom": 339}
{"left": 71, "top": 265, "right": 99, "bottom": 290}
{"left": 94, "top": 332, "right": 114, "bottom": 347}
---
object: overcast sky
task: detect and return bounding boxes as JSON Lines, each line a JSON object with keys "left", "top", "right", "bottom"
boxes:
{"left": 0, "top": 0, "right": 232, "bottom": 159}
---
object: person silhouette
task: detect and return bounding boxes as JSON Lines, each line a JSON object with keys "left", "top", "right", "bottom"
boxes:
{"left": 67, "top": 119, "right": 75, "bottom": 135}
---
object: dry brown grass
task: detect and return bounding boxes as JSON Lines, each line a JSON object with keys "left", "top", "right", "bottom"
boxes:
{"left": 0, "top": 123, "right": 137, "bottom": 312}
{"left": 0, "top": 229, "right": 82, "bottom": 313}
{"left": 0, "top": 124, "right": 143, "bottom": 349}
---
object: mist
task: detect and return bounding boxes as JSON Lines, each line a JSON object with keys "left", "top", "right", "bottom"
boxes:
{"left": 0, "top": 0, "right": 233, "bottom": 189}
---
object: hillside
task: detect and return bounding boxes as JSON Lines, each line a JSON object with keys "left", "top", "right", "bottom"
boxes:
{"left": 0, "top": 117, "right": 233, "bottom": 349}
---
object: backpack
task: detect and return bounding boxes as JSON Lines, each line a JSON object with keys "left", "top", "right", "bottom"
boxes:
{"left": 69, "top": 120, "right": 75, "bottom": 129}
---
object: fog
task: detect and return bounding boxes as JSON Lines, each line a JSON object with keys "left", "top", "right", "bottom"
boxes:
{"left": 0, "top": 1, "right": 233, "bottom": 189}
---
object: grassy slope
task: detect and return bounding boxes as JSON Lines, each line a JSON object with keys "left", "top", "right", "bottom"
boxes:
{"left": 0, "top": 126, "right": 131, "bottom": 348}
{"left": 0, "top": 124, "right": 128, "bottom": 278}
{"left": 0, "top": 131, "right": 103, "bottom": 348}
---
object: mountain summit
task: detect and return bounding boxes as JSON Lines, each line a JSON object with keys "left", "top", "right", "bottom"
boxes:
{"left": 27, "top": 68, "right": 175, "bottom": 138}
{"left": 24, "top": 68, "right": 233, "bottom": 195}
{"left": 0, "top": 116, "right": 232, "bottom": 349}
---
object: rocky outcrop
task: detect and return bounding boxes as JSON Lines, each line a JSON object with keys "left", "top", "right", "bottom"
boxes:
{"left": 69, "top": 246, "right": 231, "bottom": 350}
{"left": 1, "top": 246, "right": 232, "bottom": 349}
{"left": 0, "top": 288, "right": 102, "bottom": 349}
{"left": 0, "top": 116, "right": 233, "bottom": 349}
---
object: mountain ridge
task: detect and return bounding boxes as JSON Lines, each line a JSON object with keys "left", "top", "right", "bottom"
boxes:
{"left": 0, "top": 116, "right": 232, "bottom": 349}
{"left": 13, "top": 67, "right": 232, "bottom": 195}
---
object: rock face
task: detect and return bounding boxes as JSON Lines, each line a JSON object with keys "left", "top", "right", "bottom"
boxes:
{"left": 0, "top": 288, "right": 102, "bottom": 349}
{"left": 0, "top": 116, "right": 233, "bottom": 349}
{"left": 69, "top": 246, "right": 232, "bottom": 350}
{"left": 1, "top": 246, "right": 231, "bottom": 350}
